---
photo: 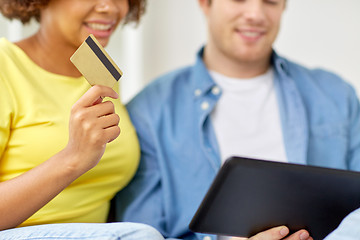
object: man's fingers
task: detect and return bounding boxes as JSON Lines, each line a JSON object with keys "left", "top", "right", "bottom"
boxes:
{"left": 283, "top": 229, "right": 310, "bottom": 240}
{"left": 227, "top": 227, "right": 311, "bottom": 240}
{"left": 250, "top": 226, "right": 289, "bottom": 240}
{"left": 75, "top": 85, "right": 119, "bottom": 108}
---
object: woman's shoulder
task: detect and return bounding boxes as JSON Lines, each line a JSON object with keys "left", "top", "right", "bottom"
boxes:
{"left": 0, "top": 37, "right": 27, "bottom": 65}
{"left": 0, "top": 38, "right": 12, "bottom": 57}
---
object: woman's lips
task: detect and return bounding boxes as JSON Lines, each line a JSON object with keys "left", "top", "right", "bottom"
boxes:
{"left": 84, "top": 21, "right": 116, "bottom": 38}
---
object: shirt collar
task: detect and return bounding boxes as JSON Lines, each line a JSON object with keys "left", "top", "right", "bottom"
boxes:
{"left": 190, "top": 47, "right": 218, "bottom": 99}
{"left": 189, "top": 47, "right": 291, "bottom": 98}
{"left": 271, "top": 50, "right": 290, "bottom": 77}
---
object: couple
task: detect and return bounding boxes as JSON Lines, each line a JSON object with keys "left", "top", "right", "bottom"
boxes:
{"left": 1, "top": 0, "right": 359, "bottom": 239}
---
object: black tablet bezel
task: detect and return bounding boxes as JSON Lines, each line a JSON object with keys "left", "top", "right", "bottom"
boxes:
{"left": 189, "top": 156, "right": 360, "bottom": 239}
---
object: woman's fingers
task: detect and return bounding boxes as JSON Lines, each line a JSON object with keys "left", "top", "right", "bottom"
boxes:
{"left": 65, "top": 85, "right": 121, "bottom": 172}
{"left": 98, "top": 112, "right": 120, "bottom": 128}
{"left": 103, "top": 125, "right": 121, "bottom": 143}
{"left": 74, "top": 85, "right": 119, "bottom": 108}
{"left": 88, "top": 100, "right": 116, "bottom": 118}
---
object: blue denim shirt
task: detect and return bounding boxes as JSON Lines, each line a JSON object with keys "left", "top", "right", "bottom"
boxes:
{"left": 115, "top": 49, "right": 360, "bottom": 240}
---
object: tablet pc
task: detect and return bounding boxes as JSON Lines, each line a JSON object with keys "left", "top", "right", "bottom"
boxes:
{"left": 189, "top": 156, "right": 360, "bottom": 239}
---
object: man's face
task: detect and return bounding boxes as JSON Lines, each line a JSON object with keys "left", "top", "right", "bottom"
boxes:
{"left": 201, "top": 0, "right": 285, "bottom": 65}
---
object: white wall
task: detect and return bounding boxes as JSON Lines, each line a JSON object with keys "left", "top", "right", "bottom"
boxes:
{"left": 274, "top": 0, "right": 360, "bottom": 93}
{"left": 1, "top": 0, "right": 359, "bottom": 103}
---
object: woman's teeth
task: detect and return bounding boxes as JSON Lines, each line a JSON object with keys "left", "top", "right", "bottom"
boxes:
{"left": 87, "top": 23, "right": 112, "bottom": 31}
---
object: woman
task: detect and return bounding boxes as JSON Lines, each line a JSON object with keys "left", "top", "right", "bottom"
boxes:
{"left": 0, "top": 0, "right": 163, "bottom": 239}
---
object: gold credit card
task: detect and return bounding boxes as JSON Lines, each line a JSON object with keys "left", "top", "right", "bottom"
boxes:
{"left": 70, "top": 34, "right": 123, "bottom": 88}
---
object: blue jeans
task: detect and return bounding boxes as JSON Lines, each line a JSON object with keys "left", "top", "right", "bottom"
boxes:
{"left": 0, "top": 222, "right": 164, "bottom": 240}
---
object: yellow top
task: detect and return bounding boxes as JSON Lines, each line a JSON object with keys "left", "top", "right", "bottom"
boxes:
{"left": 0, "top": 38, "right": 140, "bottom": 226}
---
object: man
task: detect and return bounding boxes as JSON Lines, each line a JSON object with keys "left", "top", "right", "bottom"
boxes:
{"left": 114, "top": 0, "right": 360, "bottom": 239}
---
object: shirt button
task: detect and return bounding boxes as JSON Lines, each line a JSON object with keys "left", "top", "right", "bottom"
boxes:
{"left": 194, "top": 89, "right": 202, "bottom": 96}
{"left": 211, "top": 86, "right": 220, "bottom": 95}
{"left": 201, "top": 101, "right": 209, "bottom": 110}
{"left": 203, "top": 236, "right": 211, "bottom": 240}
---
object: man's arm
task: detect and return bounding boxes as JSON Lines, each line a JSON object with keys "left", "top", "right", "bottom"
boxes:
{"left": 347, "top": 86, "right": 360, "bottom": 171}
{"left": 324, "top": 86, "right": 360, "bottom": 239}
{"left": 113, "top": 102, "right": 171, "bottom": 237}
{"left": 324, "top": 208, "right": 360, "bottom": 239}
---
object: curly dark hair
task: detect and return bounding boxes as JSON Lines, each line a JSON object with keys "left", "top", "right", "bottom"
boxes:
{"left": 0, "top": 0, "right": 146, "bottom": 24}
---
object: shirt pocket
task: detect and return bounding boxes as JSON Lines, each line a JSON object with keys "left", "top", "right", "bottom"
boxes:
{"left": 310, "top": 122, "right": 348, "bottom": 139}
{"left": 308, "top": 122, "right": 348, "bottom": 168}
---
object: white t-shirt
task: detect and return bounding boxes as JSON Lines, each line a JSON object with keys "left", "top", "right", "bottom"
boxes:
{"left": 210, "top": 68, "right": 287, "bottom": 240}
{"left": 210, "top": 68, "right": 287, "bottom": 164}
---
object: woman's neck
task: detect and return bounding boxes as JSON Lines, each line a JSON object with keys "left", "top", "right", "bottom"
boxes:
{"left": 15, "top": 32, "right": 82, "bottom": 78}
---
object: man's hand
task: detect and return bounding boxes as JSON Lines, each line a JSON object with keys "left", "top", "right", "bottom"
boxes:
{"left": 229, "top": 226, "right": 312, "bottom": 240}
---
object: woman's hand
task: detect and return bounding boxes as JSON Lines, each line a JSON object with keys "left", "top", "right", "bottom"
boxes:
{"left": 64, "top": 85, "right": 121, "bottom": 174}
